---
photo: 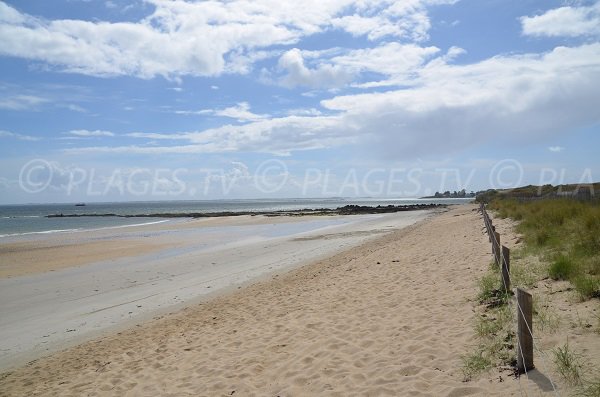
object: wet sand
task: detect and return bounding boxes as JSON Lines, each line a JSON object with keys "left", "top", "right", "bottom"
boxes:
{"left": 0, "top": 239, "right": 173, "bottom": 278}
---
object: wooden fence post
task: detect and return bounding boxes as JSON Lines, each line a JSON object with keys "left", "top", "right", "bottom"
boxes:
{"left": 501, "top": 245, "right": 510, "bottom": 293}
{"left": 516, "top": 288, "right": 534, "bottom": 373}
{"left": 493, "top": 231, "right": 501, "bottom": 265}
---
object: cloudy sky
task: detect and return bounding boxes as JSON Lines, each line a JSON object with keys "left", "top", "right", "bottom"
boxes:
{"left": 1, "top": 0, "right": 599, "bottom": 203}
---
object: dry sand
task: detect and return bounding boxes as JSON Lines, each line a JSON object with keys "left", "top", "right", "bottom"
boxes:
{"left": 0, "top": 205, "right": 582, "bottom": 396}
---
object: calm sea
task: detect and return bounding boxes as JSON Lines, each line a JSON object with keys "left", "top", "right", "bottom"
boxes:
{"left": 0, "top": 198, "right": 471, "bottom": 237}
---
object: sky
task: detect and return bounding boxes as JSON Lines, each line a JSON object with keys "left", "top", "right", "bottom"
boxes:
{"left": 0, "top": 0, "right": 599, "bottom": 203}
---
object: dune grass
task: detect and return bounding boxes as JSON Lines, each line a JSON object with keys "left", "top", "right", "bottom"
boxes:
{"left": 464, "top": 261, "right": 515, "bottom": 380}
{"left": 488, "top": 198, "right": 600, "bottom": 300}
{"left": 553, "top": 341, "right": 584, "bottom": 386}
{"left": 461, "top": 349, "right": 493, "bottom": 382}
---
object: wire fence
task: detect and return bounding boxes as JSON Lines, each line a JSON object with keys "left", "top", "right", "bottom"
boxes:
{"left": 479, "top": 202, "right": 560, "bottom": 397}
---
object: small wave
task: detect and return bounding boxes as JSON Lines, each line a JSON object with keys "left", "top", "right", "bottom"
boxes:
{"left": 86, "top": 220, "right": 170, "bottom": 232}
{"left": 0, "top": 228, "right": 81, "bottom": 238}
{"left": 0, "top": 215, "right": 42, "bottom": 219}
{"left": 0, "top": 220, "right": 170, "bottom": 238}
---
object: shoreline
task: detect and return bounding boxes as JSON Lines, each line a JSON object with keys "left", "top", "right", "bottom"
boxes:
{"left": 0, "top": 210, "right": 435, "bottom": 372}
{"left": 1, "top": 204, "right": 525, "bottom": 396}
{"left": 1, "top": 203, "right": 449, "bottom": 242}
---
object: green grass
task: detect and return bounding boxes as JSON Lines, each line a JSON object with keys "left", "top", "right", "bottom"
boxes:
{"left": 475, "top": 305, "right": 512, "bottom": 338}
{"left": 465, "top": 265, "right": 515, "bottom": 381}
{"left": 477, "top": 261, "right": 511, "bottom": 306}
{"left": 510, "top": 251, "right": 546, "bottom": 288}
{"left": 461, "top": 349, "right": 493, "bottom": 381}
{"left": 573, "top": 276, "right": 600, "bottom": 300}
{"left": 477, "top": 271, "right": 502, "bottom": 302}
{"left": 553, "top": 341, "right": 584, "bottom": 385}
{"left": 488, "top": 198, "right": 600, "bottom": 300}
{"left": 549, "top": 254, "right": 577, "bottom": 280}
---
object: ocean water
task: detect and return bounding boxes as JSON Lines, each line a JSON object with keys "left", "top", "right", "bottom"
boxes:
{"left": 0, "top": 197, "right": 471, "bottom": 237}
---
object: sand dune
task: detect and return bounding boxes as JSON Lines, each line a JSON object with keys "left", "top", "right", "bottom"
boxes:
{"left": 0, "top": 205, "right": 552, "bottom": 396}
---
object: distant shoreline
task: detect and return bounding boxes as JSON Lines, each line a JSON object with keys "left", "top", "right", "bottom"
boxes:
{"left": 46, "top": 203, "right": 446, "bottom": 219}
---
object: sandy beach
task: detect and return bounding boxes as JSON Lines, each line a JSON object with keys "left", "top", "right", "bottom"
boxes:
{"left": 0, "top": 211, "right": 430, "bottom": 372}
{"left": 0, "top": 204, "right": 579, "bottom": 396}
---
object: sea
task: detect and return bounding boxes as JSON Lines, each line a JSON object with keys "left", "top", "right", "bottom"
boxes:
{"left": 0, "top": 197, "right": 472, "bottom": 238}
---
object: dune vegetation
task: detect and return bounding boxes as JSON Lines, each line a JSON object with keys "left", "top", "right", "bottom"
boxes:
{"left": 488, "top": 197, "right": 600, "bottom": 300}
{"left": 465, "top": 189, "right": 600, "bottom": 391}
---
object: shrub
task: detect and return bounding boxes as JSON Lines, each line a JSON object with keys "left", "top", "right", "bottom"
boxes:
{"left": 549, "top": 255, "right": 576, "bottom": 280}
{"left": 573, "top": 275, "right": 600, "bottom": 300}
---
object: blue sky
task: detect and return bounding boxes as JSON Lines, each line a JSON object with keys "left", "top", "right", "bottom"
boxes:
{"left": 1, "top": 0, "right": 599, "bottom": 203}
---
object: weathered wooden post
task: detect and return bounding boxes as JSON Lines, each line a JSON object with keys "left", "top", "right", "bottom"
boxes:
{"left": 493, "top": 231, "right": 501, "bottom": 265}
{"left": 501, "top": 245, "right": 510, "bottom": 293}
{"left": 516, "top": 288, "right": 534, "bottom": 373}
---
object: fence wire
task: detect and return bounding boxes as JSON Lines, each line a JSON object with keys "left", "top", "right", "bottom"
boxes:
{"left": 479, "top": 203, "right": 560, "bottom": 397}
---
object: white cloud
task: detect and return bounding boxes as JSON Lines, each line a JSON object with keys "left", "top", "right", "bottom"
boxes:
{"left": 175, "top": 102, "right": 269, "bottom": 122}
{"left": 0, "top": 94, "right": 47, "bottom": 110}
{"left": 67, "top": 44, "right": 600, "bottom": 159}
{"left": 548, "top": 146, "right": 565, "bottom": 152}
{"left": 174, "top": 109, "right": 212, "bottom": 116}
{"left": 125, "top": 132, "right": 190, "bottom": 140}
{"left": 521, "top": 2, "right": 600, "bottom": 37}
{"left": 276, "top": 48, "right": 353, "bottom": 89}
{"left": 330, "top": 0, "right": 458, "bottom": 41}
{"left": 321, "top": 43, "right": 600, "bottom": 158}
{"left": 0, "top": 0, "right": 453, "bottom": 79}
{"left": 273, "top": 42, "right": 442, "bottom": 89}
{"left": 0, "top": 1, "right": 27, "bottom": 24}
{"left": 69, "top": 114, "right": 351, "bottom": 156}
{"left": 63, "top": 104, "right": 87, "bottom": 112}
{"left": 332, "top": 14, "right": 422, "bottom": 41}
{"left": 336, "top": 42, "right": 441, "bottom": 87}
{"left": 67, "top": 129, "right": 115, "bottom": 137}
{"left": 214, "top": 102, "right": 269, "bottom": 122}
{"left": 0, "top": 130, "right": 40, "bottom": 141}
{"left": 286, "top": 108, "right": 323, "bottom": 116}
{"left": 333, "top": 43, "right": 439, "bottom": 75}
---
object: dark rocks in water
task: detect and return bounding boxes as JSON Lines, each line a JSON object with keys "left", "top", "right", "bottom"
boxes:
{"left": 335, "top": 204, "right": 438, "bottom": 214}
{"left": 46, "top": 203, "right": 445, "bottom": 219}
